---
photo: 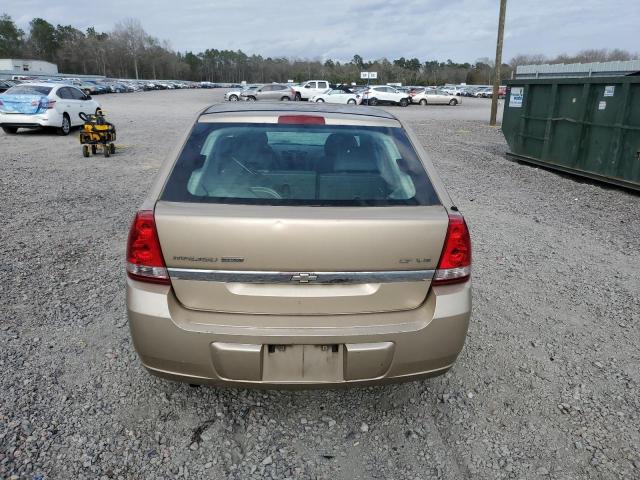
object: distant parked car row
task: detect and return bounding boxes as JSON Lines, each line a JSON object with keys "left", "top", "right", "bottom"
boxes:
{"left": 453, "top": 85, "right": 506, "bottom": 98}
{"left": 223, "top": 81, "right": 468, "bottom": 107}
{"left": 45, "top": 78, "right": 199, "bottom": 95}
{"left": 399, "top": 84, "right": 506, "bottom": 99}
{"left": 0, "top": 76, "right": 205, "bottom": 96}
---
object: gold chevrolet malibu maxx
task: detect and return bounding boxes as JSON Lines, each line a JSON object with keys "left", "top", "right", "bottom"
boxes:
{"left": 126, "top": 103, "right": 471, "bottom": 387}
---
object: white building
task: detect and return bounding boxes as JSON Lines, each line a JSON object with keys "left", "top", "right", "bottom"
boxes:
{"left": 0, "top": 59, "right": 59, "bottom": 75}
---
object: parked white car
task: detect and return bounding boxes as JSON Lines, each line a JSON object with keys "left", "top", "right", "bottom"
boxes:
{"left": 309, "top": 89, "right": 362, "bottom": 105}
{"left": 0, "top": 82, "right": 101, "bottom": 135}
{"left": 441, "top": 86, "right": 463, "bottom": 96}
{"left": 411, "top": 89, "right": 461, "bottom": 106}
{"left": 292, "top": 80, "right": 331, "bottom": 101}
{"left": 362, "top": 86, "right": 410, "bottom": 107}
{"left": 474, "top": 87, "right": 493, "bottom": 98}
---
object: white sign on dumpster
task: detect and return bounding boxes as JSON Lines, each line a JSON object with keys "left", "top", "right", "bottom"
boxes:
{"left": 509, "top": 87, "right": 523, "bottom": 108}
{"left": 368, "top": 71, "right": 378, "bottom": 79}
{"left": 360, "top": 72, "right": 369, "bottom": 79}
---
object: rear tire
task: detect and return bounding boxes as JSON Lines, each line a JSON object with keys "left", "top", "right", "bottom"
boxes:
{"left": 449, "top": 99, "right": 458, "bottom": 106}
{"left": 281, "top": 96, "right": 290, "bottom": 101}
{"left": 347, "top": 99, "right": 356, "bottom": 105}
{"left": 419, "top": 99, "right": 427, "bottom": 106}
{"left": 295, "top": 92, "right": 302, "bottom": 101}
{"left": 58, "top": 114, "right": 71, "bottom": 136}
{"left": 109, "top": 143, "right": 116, "bottom": 154}
{"left": 229, "top": 94, "right": 238, "bottom": 101}
{"left": 368, "top": 97, "right": 378, "bottom": 106}
{"left": 82, "top": 145, "right": 90, "bottom": 157}
{"left": 399, "top": 98, "right": 409, "bottom": 107}
{"left": 2, "top": 126, "right": 18, "bottom": 134}
{"left": 316, "top": 98, "right": 325, "bottom": 103}
{"left": 91, "top": 145, "right": 97, "bottom": 154}
{"left": 103, "top": 145, "right": 111, "bottom": 158}
{"left": 247, "top": 96, "right": 256, "bottom": 101}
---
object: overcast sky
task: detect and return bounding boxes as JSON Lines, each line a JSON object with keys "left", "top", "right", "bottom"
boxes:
{"left": 4, "top": 0, "right": 638, "bottom": 63}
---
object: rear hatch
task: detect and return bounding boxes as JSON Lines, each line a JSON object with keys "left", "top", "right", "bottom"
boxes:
{"left": 154, "top": 110, "right": 448, "bottom": 315}
{"left": 155, "top": 203, "right": 447, "bottom": 314}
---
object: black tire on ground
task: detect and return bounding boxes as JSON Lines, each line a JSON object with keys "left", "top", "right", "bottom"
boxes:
{"left": 295, "top": 92, "right": 302, "bottom": 101}
{"left": 110, "top": 143, "right": 115, "bottom": 154}
{"left": 91, "top": 145, "right": 97, "bottom": 154}
{"left": 449, "top": 99, "right": 458, "bottom": 106}
{"left": 103, "top": 145, "right": 110, "bottom": 158}
{"left": 281, "top": 96, "right": 290, "bottom": 101}
{"left": 399, "top": 98, "right": 409, "bottom": 107}
{"left": 2, "top": 126, "right": 18, "bottom": 134}
{"left": 419, "top": 99, "right": 427, "bottom": 106}
{"left": 82, "top": 145, "right": 90, "bottom": 157}
{"left": 347, "top": 99, "right": 356, "bottom": 105}
{"left": 316, "top": 98, "right": 325, "bottom": 103}
{"left": 368, "top": 97, "right": 378, "bottom": 106}
{"left": 58, "top": 114, "right": 71, "bottom": 136}
{"left": 95, "top": 108, "right": 102, "bottom": 115}
{"left": 247, "top": 96, "right": 256, "bottom": 101}
{"left": 229, "top": 95, "right": 238, "bottom": 101}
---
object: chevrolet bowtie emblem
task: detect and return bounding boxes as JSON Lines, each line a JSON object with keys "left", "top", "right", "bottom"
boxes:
{"left": 291, "top": 273, "right": 318, "bottom": 283}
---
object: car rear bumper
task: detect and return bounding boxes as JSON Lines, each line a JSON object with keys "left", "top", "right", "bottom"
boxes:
{"left": 0, "top": 111, "right": 60, "bottom": 128}
{"left": 126, "top": 278, "right": 471, "bottom": 388}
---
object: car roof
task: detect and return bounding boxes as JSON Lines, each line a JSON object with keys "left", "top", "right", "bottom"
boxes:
{"left": 201, "top": 102, "right": 398, "bottom": 121}
{"left": 12, "top": 82, "right": 63, "bottom": 88}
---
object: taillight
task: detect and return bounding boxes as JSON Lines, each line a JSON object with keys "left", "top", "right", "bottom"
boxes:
{"left": 126, "top": 210, "right": 170, "bottom": 284}
{"left": 433, "top": 211, "right": 471, "bottom": 285}
{"left": 45, "top": 99, "right": 56, "bottom": 109}
{"left": 278, "top": 115, "right": 325, "bottom": 125}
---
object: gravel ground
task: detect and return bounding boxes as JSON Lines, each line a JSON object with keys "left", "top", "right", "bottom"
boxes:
{"left": 1, "top": 89, "right": 638, "bottom": 480}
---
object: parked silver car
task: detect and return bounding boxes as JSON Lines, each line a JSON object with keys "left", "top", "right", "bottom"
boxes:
{"left": 411, "top": 89, "right": 461, "bottom": 106}
{"left": 241, "top": 84, "right": 296, "bottom": 101}
{"left": 225, "top": 85, "right": 262, "bottom": 102}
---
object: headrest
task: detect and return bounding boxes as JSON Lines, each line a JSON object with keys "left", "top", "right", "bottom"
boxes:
{"left": 324, "top": 133, "right": 357, "bottom": 156}
{"left": 213, "top": 135, "right": 235, "bottom": 156}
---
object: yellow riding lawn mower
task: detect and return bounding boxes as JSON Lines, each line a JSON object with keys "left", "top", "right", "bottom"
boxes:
{"left": 79, "top": 110, "right": 116, "bottom": 158}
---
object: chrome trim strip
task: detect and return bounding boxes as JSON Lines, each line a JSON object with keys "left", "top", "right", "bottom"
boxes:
{"left": 167, "top": 268, "right": 435, "bottom": 284}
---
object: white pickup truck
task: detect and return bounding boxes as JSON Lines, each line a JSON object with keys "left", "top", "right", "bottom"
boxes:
{"left": 292, "top": 80, "right": 331, "bottom": 101}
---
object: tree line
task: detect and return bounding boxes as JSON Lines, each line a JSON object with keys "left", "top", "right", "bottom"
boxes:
{"left": 1, "top": 14, "right": 637, "bottom": 85}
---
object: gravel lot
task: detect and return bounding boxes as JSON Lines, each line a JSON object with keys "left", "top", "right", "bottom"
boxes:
{"left": 1, "top": 89, "right": 638, "bottom": 480}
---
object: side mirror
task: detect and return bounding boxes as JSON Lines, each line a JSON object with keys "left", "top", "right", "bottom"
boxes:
{"left": 304, "top": 85, "right": 311, "bottom": 89}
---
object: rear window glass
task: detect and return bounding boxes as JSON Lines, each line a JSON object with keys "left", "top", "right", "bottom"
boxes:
{"left": 5, "top": 85, "right": 52, "bottom": 96}
{"left": 161, "top": 122, "right": 440, "bottom": 206}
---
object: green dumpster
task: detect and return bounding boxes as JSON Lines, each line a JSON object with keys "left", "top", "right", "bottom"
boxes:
{"left": 502, "top": 76, "right": 640, "bottom": 191}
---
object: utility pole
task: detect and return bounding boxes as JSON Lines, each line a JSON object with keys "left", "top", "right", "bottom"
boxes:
{"left": 490, "top": 0, "right": 507, "bottom": 126}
